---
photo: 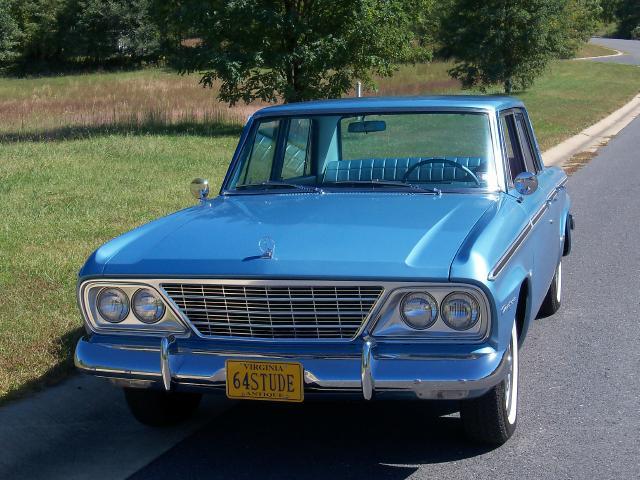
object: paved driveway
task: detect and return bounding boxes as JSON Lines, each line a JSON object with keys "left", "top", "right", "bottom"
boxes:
{"left": 590, "top": 38, "right": 640, "bottom": 65}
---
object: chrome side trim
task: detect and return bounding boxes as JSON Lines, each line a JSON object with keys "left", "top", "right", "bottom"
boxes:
{"left": 488, "top": 223, "right": 532, "bottom": 281}
{"left": 489, "top": 179, "right": 566, "bottom": 281}
{"left": 361, "top": 337, "right": 375, "bottom": 400}
{"left": 531, "top": 202, "right": 548, "bottom": 227}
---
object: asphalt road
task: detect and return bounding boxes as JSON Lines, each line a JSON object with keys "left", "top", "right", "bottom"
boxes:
{"left": 590, "top": 37, "right": 640, "bottom": 65}
{"left": 124, "top": 109, "right": 640, "bottom": 480}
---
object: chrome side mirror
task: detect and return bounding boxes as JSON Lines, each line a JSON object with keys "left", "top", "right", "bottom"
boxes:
{"left": 514, "top": 172, "right": 538, "bottom": 196}
{"left": 190, "top": 178, "right": 210, "bottom": 201}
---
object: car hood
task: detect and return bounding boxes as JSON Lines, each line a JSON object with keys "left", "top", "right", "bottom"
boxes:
{"left": 84, "top": 192, "right": 497, "bottom": 280}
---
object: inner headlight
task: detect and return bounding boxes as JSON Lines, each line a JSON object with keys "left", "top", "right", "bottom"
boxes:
{"left": 132, "top": 288, "right": 166, "bottom": 324}
{"left": 442, "top": 292, "right": 480, "bottom": 331}
{"left": 97, "top": 287, "right": 129, "bottom": 323}
{"left": 400, "top": 292, "right": 438, "bottom": 329}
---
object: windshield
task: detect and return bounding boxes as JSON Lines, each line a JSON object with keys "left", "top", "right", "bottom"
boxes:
{"left": 226, "top": 112, "right": 498, "bottom": 193}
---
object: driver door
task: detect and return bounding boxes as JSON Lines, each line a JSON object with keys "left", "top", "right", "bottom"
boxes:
{"left": 501, "top": 110, "right": 558, "bottom": 305}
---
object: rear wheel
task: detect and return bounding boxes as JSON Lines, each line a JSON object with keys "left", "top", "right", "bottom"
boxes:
{"left": 460, "top": 322, "right": 518, "bottom": 445}
{"left": 538, "top": 260, "right": 562, "bottom": 318}
{"left": 124, "top": 388, "right": 202, "bottom": 427}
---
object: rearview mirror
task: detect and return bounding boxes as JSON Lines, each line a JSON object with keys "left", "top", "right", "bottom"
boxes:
{"left": 347, "top": 120, "right": 386, "bottom": 133}
{"left": 190, "top": 178, "right": 210, "bottom": 201}
{"left": 514, "top": 172, "right": 538, "bottom": 196}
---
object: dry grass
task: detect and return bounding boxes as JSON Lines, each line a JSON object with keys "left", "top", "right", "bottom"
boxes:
{"left": 575, "top": 43, "right": 618, "bottom": 59}
{"left": 0, "top": 70, "right": 260, "bottom": 139}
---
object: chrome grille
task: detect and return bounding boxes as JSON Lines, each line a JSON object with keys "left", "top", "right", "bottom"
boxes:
{"left": 161, "top": 283, "right": 384, "bottom": 340}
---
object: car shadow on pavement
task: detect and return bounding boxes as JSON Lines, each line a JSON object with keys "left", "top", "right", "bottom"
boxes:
{"left": 130, "top": 400, "right": 496, "bottom": 480}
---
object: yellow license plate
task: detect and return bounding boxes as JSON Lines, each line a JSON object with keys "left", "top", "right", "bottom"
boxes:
{"left": 225, "top": 360, "right": 304, "bottom": 403}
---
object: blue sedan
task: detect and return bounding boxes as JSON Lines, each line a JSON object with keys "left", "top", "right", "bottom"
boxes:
{"left": 75, "top": 96, "right": 572, "bottom": 445}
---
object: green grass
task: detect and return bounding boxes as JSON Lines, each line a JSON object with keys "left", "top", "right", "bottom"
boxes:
{"left": 1, "top": 58, "right": 639, "bottom": 403}
{"left": 0, "top": 132, "right": 239, "bottom": 402}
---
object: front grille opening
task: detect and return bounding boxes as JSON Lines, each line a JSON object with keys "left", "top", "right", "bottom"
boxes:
{"left": 161, "top": 284, "right": 384, "bottom": 340}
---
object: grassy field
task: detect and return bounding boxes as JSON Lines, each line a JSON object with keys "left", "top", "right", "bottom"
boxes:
{"left": 1, "top": 58, "right": 639, "bottom": 403}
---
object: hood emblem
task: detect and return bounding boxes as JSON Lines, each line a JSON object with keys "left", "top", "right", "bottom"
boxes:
{"left": 258, "top": 236, "right": 276, "bottom": 259}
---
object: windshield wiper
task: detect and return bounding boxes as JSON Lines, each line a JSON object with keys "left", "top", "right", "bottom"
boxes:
{"left": 326, "top": 180, "right": 441, "bottom": 195}
{"left": 232, "top": 181, "right": 324, "bottom": 193}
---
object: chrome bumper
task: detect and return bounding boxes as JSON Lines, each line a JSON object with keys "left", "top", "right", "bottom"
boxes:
{"left": 74, "top": 336, "right": 508, "bottom": 400}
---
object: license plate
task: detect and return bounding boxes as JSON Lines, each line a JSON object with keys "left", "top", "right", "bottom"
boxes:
{"left": 225, "top": 360, "right": 304, "bottom": 402}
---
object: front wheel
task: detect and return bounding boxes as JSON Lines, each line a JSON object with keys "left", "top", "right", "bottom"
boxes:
{"left": 460, "top": 322, "right": 519, "bottom": 445}
{"left": 538, "top": 260, "right": 562, "bottom": 318}
{"left": 124, "top": 388, "right": 202, "bottom": 427}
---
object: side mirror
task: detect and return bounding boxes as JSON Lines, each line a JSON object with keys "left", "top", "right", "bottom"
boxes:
{"left": 514, "top": 172, "right": 538, "bottom": 196}
{"left": 190, "top": 178, "right": 210, "bottom": 201}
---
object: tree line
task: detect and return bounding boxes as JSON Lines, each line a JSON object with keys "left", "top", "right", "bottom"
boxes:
{"left": 0, "top": 1, "right": 638, "bottom": 102}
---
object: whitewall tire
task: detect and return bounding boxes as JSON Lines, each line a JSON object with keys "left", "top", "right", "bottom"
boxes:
{"left": 460, "top": 322, "right": 519, "bottom": 445}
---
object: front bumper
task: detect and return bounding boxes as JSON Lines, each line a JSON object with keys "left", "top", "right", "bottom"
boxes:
{"left": 75, "top": 335, "right": 508, "bottom": 401}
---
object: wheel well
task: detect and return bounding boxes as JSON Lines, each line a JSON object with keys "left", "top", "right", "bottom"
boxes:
{"left": 515, "top": 280, "right": 529, "bottom": 340}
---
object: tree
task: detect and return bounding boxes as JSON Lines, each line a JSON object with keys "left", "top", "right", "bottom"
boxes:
{"left": 8, "top": 0, "right": 66, "bottom": 64}
{"left": 615, "top": 0, "right": 640, "bottom": 38}
{"left": 60, "top": 0, "right": 161, "bottom": 63}
{"left": 157, "top": 0, "right": 432, "bottom": 105}
{"left": 440, "top": 0, "right": 575, "bottom": 93}
{"left": 0, "top": 0, "right": 21, "bottom": 66}
{"left": 555, "top": 0, "right": 601, "bottom": 58}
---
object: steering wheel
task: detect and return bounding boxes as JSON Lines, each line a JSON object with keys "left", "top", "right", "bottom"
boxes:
{"left": 402, "top": 158, "right": 480, "bottom": 185}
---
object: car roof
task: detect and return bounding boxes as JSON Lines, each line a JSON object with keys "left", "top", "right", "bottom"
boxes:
{"left": 252, "top": 95, "right": 524, "bottom": 118}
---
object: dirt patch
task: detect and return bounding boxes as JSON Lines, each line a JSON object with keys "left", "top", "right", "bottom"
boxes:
{"left": 563, "top": 150, "right": 598, "bottom": 175}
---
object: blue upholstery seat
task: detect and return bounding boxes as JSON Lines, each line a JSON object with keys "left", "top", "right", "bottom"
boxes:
{"left": 322, "top": 157, "right": 485, "bottom": 183}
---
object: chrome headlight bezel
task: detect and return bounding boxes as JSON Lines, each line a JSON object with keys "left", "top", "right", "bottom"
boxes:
{"left": 78, "top": 281, "right": 188, "bottom": 336}
{"left": 370, "top": 284, "right": 490, "bottom": 342}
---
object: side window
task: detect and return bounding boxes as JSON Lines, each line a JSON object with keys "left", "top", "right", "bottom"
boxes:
{"left": 500, "top": 113, "right": 526, "bottom": 183}
{"left": 238, "top": 119, "right": 280, "bottom": 185}
{"left": 515, "top": 113, "right": 538, "bottom": 173}
{"left": 282, "top": 118, "right": 312, "bottom": 178}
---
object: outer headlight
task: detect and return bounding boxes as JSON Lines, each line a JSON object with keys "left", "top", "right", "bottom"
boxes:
{"left": 441, "top": 292, "right": 480, "bottom": 331}
{"left": 132, "top": 288, "right": 166, "bottom": 324}
{"left": 97, "top": 287, "right": 130, "bottom": 323}
{"left": 400, "top": 292, "right": 438, "bottom": 330}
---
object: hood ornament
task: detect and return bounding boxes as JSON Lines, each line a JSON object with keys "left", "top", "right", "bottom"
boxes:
{"left": 258, "top": 236, "right": 276, "bottom": 259}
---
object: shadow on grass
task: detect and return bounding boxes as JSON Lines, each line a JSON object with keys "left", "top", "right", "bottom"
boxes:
{"left": 0, "top": 122, "right": 243, "bottom": 144}
{"left": 0, "top": 327, "right": 84, "bottom": 407}
{"left": 1, "top": 57, "right": 162, "bottom": 79}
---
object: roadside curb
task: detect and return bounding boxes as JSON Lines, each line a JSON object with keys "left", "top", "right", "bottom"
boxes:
{"left": 543, "top": 93, "right": 640, "bottom": 167}
{"left": 573, "top": 48, "right": 624, "bottom": 61}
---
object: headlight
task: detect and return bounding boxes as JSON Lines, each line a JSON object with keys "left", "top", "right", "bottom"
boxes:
{"left": 80, "top": 281, "right": 188, "bottom": 335}
{"left": 97, "top": 287, "right": 129, "bottom": 323}
{"left": 400, "top": 292, "right": 438, "bottom": 330}
{"left": 441, "top": 292, "right": 480, "bottom": 331}
{"left": 132, "top": 288, "right": 166, "bottom": 324}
